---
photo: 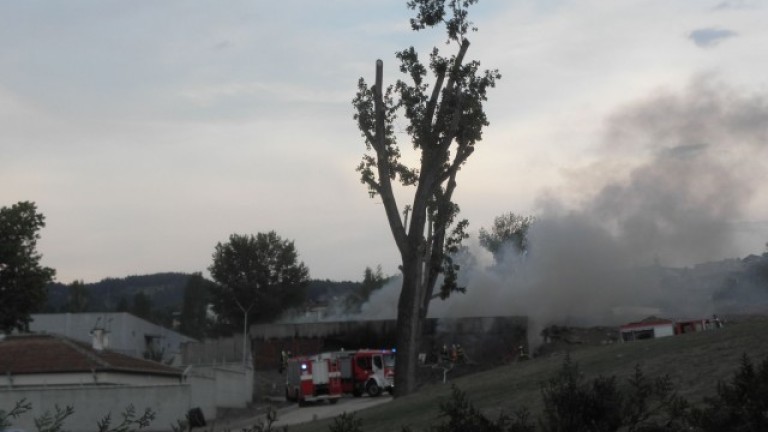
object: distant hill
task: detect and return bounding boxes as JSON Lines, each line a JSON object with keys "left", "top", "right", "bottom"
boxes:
{"left": 45, "top": 273, "right": 364, "bottom": 314}
{"left": 45, "top": 272, "right": 193, "bottom": 313}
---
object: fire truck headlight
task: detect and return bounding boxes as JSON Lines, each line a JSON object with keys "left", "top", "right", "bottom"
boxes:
{"left": 301, "top": 364, "right": 307, "bottom": 370}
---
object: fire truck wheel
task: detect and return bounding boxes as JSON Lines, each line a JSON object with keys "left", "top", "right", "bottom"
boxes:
{"left": 352, "top": 387, "right": 363, "bottom": 397}
{"left": 366, "top": 380, "right": 382, "bottom": 397}
{"left": 329, "top": 398, "right": 339, "bottom": 405}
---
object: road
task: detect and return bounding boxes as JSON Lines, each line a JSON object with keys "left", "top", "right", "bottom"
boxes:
{"left": 213, "top": 396, "right": 393, "bottom": 431}
{"left": 273, "top": 396, "right": 392, "bottom": 427}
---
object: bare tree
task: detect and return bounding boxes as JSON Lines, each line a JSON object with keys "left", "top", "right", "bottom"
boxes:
{"left": 353, "top": 0, "right": 500, "bottom": 396}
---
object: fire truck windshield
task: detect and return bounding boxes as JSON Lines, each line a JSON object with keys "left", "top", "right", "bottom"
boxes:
{"left": 384, "top": 354, "right": 395, "bottom": 368}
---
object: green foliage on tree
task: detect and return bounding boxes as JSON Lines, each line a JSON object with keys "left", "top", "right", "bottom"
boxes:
{"left": 478, "top": 213, "right": 534, "bottom": 262}
{"left": 208, "top": 232, "right": 309, "bottom": 332}
{"left": 0, "top": 201, "right": 56, "bottom": 332}
{"left": 354, "top": 0, "right": 500, "bottom": 396}
{"left": 179, "top": 272, "right": 214, "bottom": 339}
{"left": 65, "top": 279, "right": 90, "bottom": 313}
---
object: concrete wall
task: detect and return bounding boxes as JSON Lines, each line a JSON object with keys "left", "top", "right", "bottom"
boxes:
{"left": 1, "top": 371, "right": 180, "bottom": 388}
{"left": 30, "top": 313, "right": 195, "bottom": 365}
{"left": 181, "top": 335, "right": 248, "bottom": 365}
{"left": 0, "top": 384, "right": 192, "bottom": 432}
{"left": 187, "top": 364, "right": 253, "bottom": 419}
{"left": 1, "top": 368, "right": 251, "bottom": 431}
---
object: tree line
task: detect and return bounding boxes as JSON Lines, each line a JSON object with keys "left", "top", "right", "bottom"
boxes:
{"left": 0, "top": 199, "right": 523, "bottom": 337}
{"left": 0, "top": 201, "right": 392, "bottom": 338}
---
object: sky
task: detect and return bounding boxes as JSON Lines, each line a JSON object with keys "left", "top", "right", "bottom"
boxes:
{"left": 2, "top": 0, "right": 768, "bottom": 285}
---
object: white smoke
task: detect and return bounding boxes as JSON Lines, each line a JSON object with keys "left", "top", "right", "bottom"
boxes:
{"left": 319, "top": 76, "right": 768, "bottom": 346}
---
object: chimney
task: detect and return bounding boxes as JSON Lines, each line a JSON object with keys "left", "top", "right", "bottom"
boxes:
{"left": 91, "top": 328, "right": 109, "bottom": 351}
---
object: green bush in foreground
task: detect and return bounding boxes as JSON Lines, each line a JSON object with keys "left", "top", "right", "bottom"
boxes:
{"left": 0, "top": 401, "right": 154, "bottom": 432}
{"left": 688, "top": 354, "right": 768, "bottom": 432}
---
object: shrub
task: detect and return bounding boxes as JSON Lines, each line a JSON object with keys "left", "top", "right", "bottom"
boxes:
{"left": 689, "top": 353, "right": 768, "bottom": 432}
{"left": 538, "top": 355, "right": 622, "bottom": 432}
{"left": 328, "top": 412, "right": 363, "bottom": 432}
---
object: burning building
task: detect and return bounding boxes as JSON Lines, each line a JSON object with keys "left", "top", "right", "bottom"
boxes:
{"left": 248, "top": 316, "right": 527, "bottom": 370}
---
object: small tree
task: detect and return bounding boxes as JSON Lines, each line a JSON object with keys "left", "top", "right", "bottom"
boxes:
{"left": 208, "top": 232, "right": 309, "bottom": 332}
{"left": 478, "top": 213, "right": 534, "bottom": 262}
{"left": 0, "top": 201, "right": 56, "bottom": 332}
{"left": 65, "top": 280, "right": 90, "bottom": 313}
{"left": 179, "top": 273, "right": 214, "bottom": 339}
{"left": 690, "top": 354, "right": 768, "bottom": 431}
{"left": 354, "top": 0, "right": 500, "bottom": 396}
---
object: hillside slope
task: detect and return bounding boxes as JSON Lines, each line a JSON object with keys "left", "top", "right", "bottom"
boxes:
{"left": 287, "top": 316, "right": 768, "bottom": 432}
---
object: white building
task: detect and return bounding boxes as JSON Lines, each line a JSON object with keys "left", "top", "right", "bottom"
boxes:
{"left": 619, "top": 317, "right": 675, "bottom": 342}
{"left": 0, "top": 333, "right": 253, "bottom": 432}
{"left": 30, "top": 312, "right": 195, "bottom": 365}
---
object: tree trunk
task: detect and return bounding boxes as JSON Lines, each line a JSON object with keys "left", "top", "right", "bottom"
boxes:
{"left": 394, "top": 257, "right": 422, "bottom": 396}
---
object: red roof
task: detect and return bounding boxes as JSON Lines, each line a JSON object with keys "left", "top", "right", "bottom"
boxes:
{"left": 0, "top": 334, "right": 181, "bottom": 377}
{"left": 619, "top": 317, "right": 674, "bottom": 331}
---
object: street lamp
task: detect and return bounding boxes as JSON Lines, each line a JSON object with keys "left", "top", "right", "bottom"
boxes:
{"left": 233, "top": 298, "right": 255, "bottom": 366}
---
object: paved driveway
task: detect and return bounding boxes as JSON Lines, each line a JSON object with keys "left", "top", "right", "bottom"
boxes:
{"left": 213, "top": 396, "right": 392, "bottom": 431}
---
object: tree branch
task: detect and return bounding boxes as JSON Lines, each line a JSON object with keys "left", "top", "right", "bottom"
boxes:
{"left": 373, "top": 60, "right": 408, "bottom": 253}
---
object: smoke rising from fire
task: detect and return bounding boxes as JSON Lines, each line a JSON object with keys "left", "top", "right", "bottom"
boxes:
{"left": 325, "top": 77, "right": 768, "bottom": 343}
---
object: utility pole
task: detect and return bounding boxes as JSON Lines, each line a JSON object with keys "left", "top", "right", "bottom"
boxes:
{"left": 234, "top": 298, "right": 255, "bottom": 367}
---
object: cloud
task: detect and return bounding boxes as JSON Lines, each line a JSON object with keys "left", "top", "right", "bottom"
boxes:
{"left": 689, "top": 27, "right": 738, "bottom": 47}
{"left": 713, "top": 0, "right": 758, "bottom": 11}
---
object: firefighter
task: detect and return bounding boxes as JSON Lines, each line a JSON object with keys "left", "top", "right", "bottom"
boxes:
{"left": 713, "top": 314, "right": 723, "bottom": 328}
{"left": 518, "top": 345, "right": 529, "bottom": 361}
{"left": 440, "top": 344, "right": 450, "bottom": 363}
{"left": 279, "top": 350, "right": 288, "bottom": 374}
{"left": 455, "top": 344, "right": 466, "bottom": 364}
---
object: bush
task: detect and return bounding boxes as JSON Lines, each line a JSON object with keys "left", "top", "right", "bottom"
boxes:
{"left": 1, "top": 401, "right": 154, "bottom": 432}
{"left": 328, "top": 412, "right": 363, "bottom": 432}
{"left": 689, "top": 353, "right": 768, "bottom": 432}
{"left": 539, "top": 355, "right": 623, "bottom": 432}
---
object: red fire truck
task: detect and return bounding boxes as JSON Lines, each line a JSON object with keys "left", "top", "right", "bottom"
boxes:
{"left": 284, "top": 353, "right": 343, "bottom": 406}
{"left": 333, "top": 349, "right": 395, "bottom": 397}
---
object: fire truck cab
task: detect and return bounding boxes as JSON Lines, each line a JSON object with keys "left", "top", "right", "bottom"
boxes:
{"left": 335, "top": 349, "right": 395, "bottom": 397}
{"left": 285, "top": 353, "right": 343, "bottom": 406}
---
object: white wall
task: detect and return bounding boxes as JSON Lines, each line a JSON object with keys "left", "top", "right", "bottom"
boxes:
{"left": 0, "top": 385, "right": 194, "bottom": 432}
{"left": 0, "top": 372, "right": 180, "bottom": 388}
{"left": 653, "top": 325, "right": 675, "bottom": 338}
{"left": 187, "top": 364, "right": 253, "bottom": 419}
